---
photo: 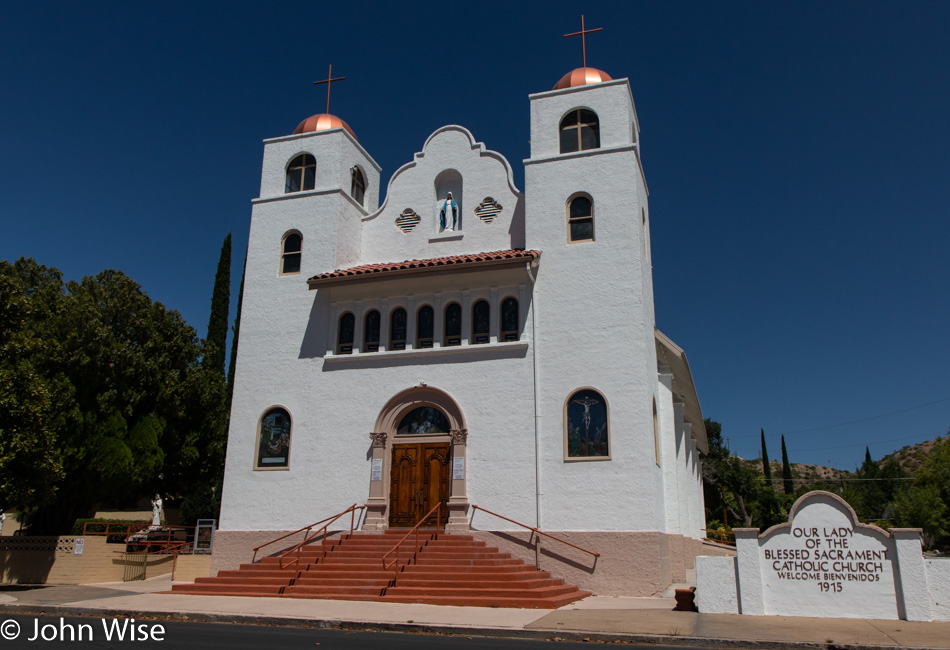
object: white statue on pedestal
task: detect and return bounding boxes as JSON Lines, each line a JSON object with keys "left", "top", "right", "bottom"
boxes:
{"left": 440, "top": 192, "right": 458, "bottom": 232}
{"left": 151, "top": 494, "right": 163, "bottom": 527}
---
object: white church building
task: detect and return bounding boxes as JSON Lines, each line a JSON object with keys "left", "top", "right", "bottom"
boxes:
{"left": 216, "top": 63, "right": 710, "bottom": 596}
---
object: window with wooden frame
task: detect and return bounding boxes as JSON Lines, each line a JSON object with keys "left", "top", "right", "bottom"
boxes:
{"left": 256, "top": 407, "right": 292, "bottom": 469}
{"left": 444, "top": 303, "right": 462, "bottom": 346}
{"left": 337, "top": 312, "right": 354, "bottom": 354}
{"left": 280, "top": 232, "right": 302, "bottom": 275}
{"left": 500, "top": 297, "right": 519, "bottom": 341}
{"left": 364, "top": 310, "right": 380, "bottom": 352}
{"left": 559, "top": 109, "right": 600, "bottom": 154}
{"left": 417, "top": 305, "right": 434, "bottom": 348}
{"left": 564, "top": 389, "right": 609, "bottom": 460}
{"left": 390, "top": 308, "right": 407, "bottom": 350}
{"left": 351, "top": 166, "right": 366, "bottom": 206}
{"left": 285, "top": 154, "right": 316, "bottom": 193}
{"left": 568, "top": 194, "right": 594, "bottom": 243}
{"left": 472, "top": 300, "right": 490, "bottom": 344}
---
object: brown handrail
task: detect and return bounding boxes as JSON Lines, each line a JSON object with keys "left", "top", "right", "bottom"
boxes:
{"left": 277, "top": 504, "right": 365, "bottom": 570}
{"left": 702, "top": 528, "right": 736, "bottom": 546}
{"left": 382, "top": 502, "right": 442, "bottom": 576}
{"left": 471, "top": 505, "right": 600, "bottom": 558}
{"left": 253, "top": 507, "right": 362, "bottom": 553}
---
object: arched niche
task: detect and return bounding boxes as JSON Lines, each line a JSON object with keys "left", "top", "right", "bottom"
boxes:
{"left": 433, "top": 169, "right": 463, "bottom": 232}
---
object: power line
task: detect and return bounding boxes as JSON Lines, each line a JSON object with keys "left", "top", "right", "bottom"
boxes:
{"left": 729, "top": 396, "right": 950, "bottom": 439}
{"left": 759, "top": 477, "right": 916, "bottom": 483}
{"left": 734, "top": 431, "right": 945, "bottom": 455}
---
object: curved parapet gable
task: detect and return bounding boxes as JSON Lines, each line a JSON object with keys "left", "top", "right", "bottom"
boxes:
{"left": 361, "top": 126, "right": 525, "bottom": 264}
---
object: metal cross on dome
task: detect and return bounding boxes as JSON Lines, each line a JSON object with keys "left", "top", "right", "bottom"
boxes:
{"left": 563, "top": 15, "right": 603, "bottom": 69}
{"left": 313, "top": 64, "right": 346, "bottom": 114}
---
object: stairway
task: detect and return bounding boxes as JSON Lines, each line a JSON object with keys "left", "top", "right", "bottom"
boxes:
{"left": 171, "top": 529, "right": 590, "bottom": 608}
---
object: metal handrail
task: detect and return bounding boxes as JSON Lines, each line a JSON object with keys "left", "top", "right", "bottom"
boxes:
{"left": 277, "top": 504, "right": 365, "bottom": 570}
{"left": 253, "top": 508, "right": 360, "bottom": 553}
{"left": 702, "top": 528, "right": 736, "bottom": 546}
{"left": 82, "top": 521, "right": 151, "bottom": 538}
{"left": 382, "top": 502, "right": 442, "bottom": 576}
{"left": 471, "top": 505, "right": 600, "bottom": 558}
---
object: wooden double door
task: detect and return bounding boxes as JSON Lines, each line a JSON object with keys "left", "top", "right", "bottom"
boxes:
{"left": 389, "top": 442, "right": 451, "bottom": 528}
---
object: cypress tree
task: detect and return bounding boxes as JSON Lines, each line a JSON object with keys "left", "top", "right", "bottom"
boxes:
{"left": 761, "top": 429, "right": 773, "bottom": 482}
{"left": 204, "top": 233, "right": 232, "bottom": 375}
{"left": 226, "top": 249, "right": 246, "bottom": 413}
{"left": 781, "top": 434, "right": 794, "bottom": 494}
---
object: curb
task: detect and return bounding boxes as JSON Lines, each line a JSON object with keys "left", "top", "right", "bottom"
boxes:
{"left": 0, "top": 604, "right": 928, "bottom": 650}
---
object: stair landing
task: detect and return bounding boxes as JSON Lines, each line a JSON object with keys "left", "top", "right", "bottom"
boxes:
{"left": 171, "top": 530, "right": 590, "bottom": 608}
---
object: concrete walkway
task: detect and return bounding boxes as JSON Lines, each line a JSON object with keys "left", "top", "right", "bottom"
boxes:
{"left": 1, "top": 577, "right": 949, "bottom": 649}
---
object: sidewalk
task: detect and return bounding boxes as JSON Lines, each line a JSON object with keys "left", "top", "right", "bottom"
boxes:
{"left": 2, "top": 577, "right": 949, "bottom": 649}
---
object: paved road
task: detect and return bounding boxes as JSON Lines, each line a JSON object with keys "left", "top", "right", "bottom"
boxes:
{"left": 0, "top": 614, "right": 718, "bottom": 649}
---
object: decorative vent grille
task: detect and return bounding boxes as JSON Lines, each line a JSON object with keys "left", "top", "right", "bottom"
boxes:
{"left": 395, "top": 209, "right": 421, "bottom": 233}
{"left": 474, "top": 197, "right": 503, "bottom": 223}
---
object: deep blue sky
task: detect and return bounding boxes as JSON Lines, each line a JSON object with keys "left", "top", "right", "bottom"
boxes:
{"left": 2, "top": 2, "right": 948, "bottom": 470}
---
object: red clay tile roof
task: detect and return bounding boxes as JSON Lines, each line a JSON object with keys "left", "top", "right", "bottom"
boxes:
{"left": 308, "top": 249, "right": 540, "bottom": 286}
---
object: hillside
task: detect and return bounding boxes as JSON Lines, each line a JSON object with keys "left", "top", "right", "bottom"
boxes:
{"left": 738, "top": 433, "right": 948, "bottom": 493}
{"left": 879, "top": 434, "right": 948, "bottom": 475}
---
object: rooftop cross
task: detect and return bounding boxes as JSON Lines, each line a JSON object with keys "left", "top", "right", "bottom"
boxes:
{"left": 563, "top": 15, "right": 603, "bottom": 69}
{"left": 313, "top": 64, "right": 347, "bottom": 114}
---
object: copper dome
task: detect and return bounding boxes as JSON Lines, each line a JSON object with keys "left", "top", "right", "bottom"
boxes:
{"left": 553, "top": 67, "right": 613, "bottom": 90}
{"left": 293, "top": 113, "right": 357, "bottom": 140}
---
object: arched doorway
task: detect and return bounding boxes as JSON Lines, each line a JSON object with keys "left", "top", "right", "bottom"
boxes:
{"left": 365, "top": 386, "right": 469, "bottom": 531}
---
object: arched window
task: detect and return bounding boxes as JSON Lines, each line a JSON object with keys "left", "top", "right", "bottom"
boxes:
{"left": 559, "top": 109, "right": 600, "bottom": 154}
{"left": 396, "top": 406, "right": 450, "bottom": 435}
{"left": 444, "top": 303, "right": 461, "bottom": 346}
{"left": 472, "top": 300, "right": 489, "bottom": 344}
{"left": 568, "top": 195, "right": 594, "bottom": 243}
{"left": 500, "top": 297, "right": 519, "bottom": 341}
{"left": 417, "top": 305, "right": 434, "bottom": 349}
{"left": 351, "top": 166, "right": 366, "bottom": 206}
{"left": 337, "top": 312, "right": 354, "bottom": 355}
{"left": 256, "top": 407, "right": 292, "bottom": 469}
{"left": 285, "top": 154, "right": 316, "bottom": 193}
{"left": 565, "top": 389, "right": 609, "bottom": 459}
{"left": 390, "top": 308, "right": 407, "bottom": 350}
{"left": 364, "top": 310, "right": 380, "bottom": 352}
{"left": 281, "top": 232, "right": 302, "bottom": 275}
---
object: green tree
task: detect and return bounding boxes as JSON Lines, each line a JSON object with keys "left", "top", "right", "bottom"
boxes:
{"left": 226, "top": 249, "right": 246, "bottom": 414}
{"left": 781, "top": 434, "right": 793, "bottom": 495}
{"left": 760, "top": 429, "right": 772, "bottom": 483}
{"left": 1, "top": 259, "right": 219, "bottom": 534}
{"left": 204, "top": 233, "right": 232, "bottom": 376}
{"left": 702, "top": 419, "right": 759, "bottom": 527}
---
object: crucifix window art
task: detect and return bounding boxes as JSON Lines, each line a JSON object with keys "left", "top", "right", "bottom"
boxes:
{"left": 566, "top": 389, "right": 609, "bottom": 459}
{"left": 257, "top": 408, "right": 292, "bottom": 469}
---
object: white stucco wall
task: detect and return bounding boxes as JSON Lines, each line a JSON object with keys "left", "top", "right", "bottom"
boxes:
{"left": 927, "top": 559, "right": 950, "bottom": 620}
{"left": 696, "top": 555, "right": 739, "bottom": 614}
{"left": 220, "top": 77, "right": 705, "bottom": 542}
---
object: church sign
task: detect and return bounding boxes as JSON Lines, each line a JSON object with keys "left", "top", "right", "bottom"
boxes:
{"left": 696, "top": 491, "right": 949, "bottom": 621}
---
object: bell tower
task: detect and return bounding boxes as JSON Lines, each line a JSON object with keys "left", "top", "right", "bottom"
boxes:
{"left": 523, "top": 52, "right": 662, "bottom": 530}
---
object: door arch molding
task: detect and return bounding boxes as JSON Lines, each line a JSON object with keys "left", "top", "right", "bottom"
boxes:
{"left": 364, "top": 385, "right": 470, "bottom": 532}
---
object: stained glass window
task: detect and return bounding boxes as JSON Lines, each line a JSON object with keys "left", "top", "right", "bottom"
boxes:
{"left": 501, "top": 297, "right": 519, "bottom": 341}
{"left": 444, "top": 303, "right": 461, "bottom": 346}
{"left": 417, "top": 305, "right": 434, "bottom": 348}
{"left": 337, "top": 312, "right": 354, "bottom": 354}
{"left": 257, "top": 408, "right": 291, "bottom": 468}
{"left": 397, "top": 406, "right": 450, "bottom": 435}
{"left": 566, "top": 390, "right": 609, "bottom": 458}
{"left": 390, "top": 308, "right": 407, "bottom": 350}
{"left": 472, "top": 300, "right": 489, "bottom": 344}
{"left": 364, "top": 310, "right": 380, "bottom": 352}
